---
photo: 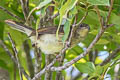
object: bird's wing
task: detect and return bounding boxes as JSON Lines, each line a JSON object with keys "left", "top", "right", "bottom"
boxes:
{"left": 5, "top": 20, "right": 34, "bottom": 36}
{"left": 38, "top": 27, "right": 64, "bottom": 34}
{"left": 30, "top": 26, "right": 64, "bottom": 36}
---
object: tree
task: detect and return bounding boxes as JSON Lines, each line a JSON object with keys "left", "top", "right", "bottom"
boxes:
{"left": 0, "top": 0, "right": 120, "bottom": 80}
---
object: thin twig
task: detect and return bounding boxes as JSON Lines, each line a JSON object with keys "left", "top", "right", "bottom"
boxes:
{"left": 34, "top": 48, "right": 42, "bottom": 74}
{"left": 72, "top": 9, "right": 88, "bottom": 27}
{"left": 100, "top": 46, "right": 120, "bottom": 66}
{"left": 32, "top": 9, "right": 88, "bottom": 80}
{"left": 34, "top": 16, "right": 42, "bottom": 77}
{"left": 45, "top": 55, "right": 53, "bottom": 80}
{"left": 0, "top": 6, "right": 23, "bottom": 21}
{"left": 34, "top": 49, "right": 42, "bottom": 80}
{"left": 100, "top": 59, "right": 120, "bottom": 80}
{"left": 19, "top": 0, "right": 29, "bottom": 20}
{"left": 26, "top": 7, "right": 37, "bottom": 22}
{"left": 0, "top": 39, "right": 31, "bottom": 80}
{"left": 94, "top": 6, "right": 104, "bottom": 29}
{"left": 8, "top": 33, "right": 23, "bottom": 80}
{"left": 106, "top": 0, "right": 114, "bottom": 24}
{"left": 27, "top": 4, "right": 48, "bottom": 22}
{"left": 46, "top": 12, "right": 59, "bottom": 21}
{"left": 55, "top": 53, "right": 65, "bottom": 80}
{"left": 26, "top": 0, "right": 53, "bottom": 22}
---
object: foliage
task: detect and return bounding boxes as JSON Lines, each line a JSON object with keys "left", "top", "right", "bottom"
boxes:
{"left": 0, "top": 0, "right": 120, "bottom": 80}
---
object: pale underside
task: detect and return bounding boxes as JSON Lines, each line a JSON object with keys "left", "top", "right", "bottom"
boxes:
{"left": 30, "top": 34, "right": 64, "bottom": 54}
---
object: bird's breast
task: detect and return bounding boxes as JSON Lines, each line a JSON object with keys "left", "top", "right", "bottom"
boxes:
{"left": 30, "top": 34, "right": 64, "bottom": 54}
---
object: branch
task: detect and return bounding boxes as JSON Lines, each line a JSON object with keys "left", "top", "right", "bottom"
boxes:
{"left": 19, "top": 0, "right": 29, "bottom": 20}
{"left": 45, "top": 55, "right": 53, "bottom": 80}
{"left": 0, "top": 39, "right": 31, "bottom": 80}
{"left": 72, "top": 10, "right": 88, "bottom": 27}
{"left": 26, "top": 7, "right": 37, "bottom": 22}
{"left": 100, "top": 46, "right": 120, "bottom": 66}
{"left": 100, "top": 59, "right": 120, "bottom": 79}
{"left": 27, "top": 2, "right": 51, "bottom": 22}
{"left": 8, "top": 33, "right": 23, "bottom": 80}
{"left": 106, "top": 0, "right": 114, "bottom": 24}
{"left": 46, "top": 12, "right": 59, "bottom": 21}
{"left": 34, "top": 19, "right": 42, "bottom": 75}
{"left": 94, "top": 6, "right": 104, "bottom": 29}
{"left": 55, "top": 53, "right": 65, "bottom": 80}
{"left": 0, "top": 6, "right": 23, "bottom": 21}
{"left": 34, "top": 47, "right": 42, "bottom": 74}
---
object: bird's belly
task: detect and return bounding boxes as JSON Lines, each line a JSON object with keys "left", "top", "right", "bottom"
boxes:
{"left": 37, "top": 34, "right": 63, "bottom": 54}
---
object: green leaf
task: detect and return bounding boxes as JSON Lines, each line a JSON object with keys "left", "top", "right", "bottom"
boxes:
{"left": 87, "top": 0, "right": 110, "bottom": 6}
{"left": 0, "top": 0, "right": 23, "bottom": 20}
{"left": 0, "top": 8, "right": 14, "bottom": 21}
{"left": 62, "top": 6, "right": 77, "bottom": 42}
{"left": 82, "top": 34, "right": 95, "bottom": 47}
{"left": 56, "top": 0, "right": 78, "bottom": 38}
{"left": 18, "top": 50, "right": 28, "bottom": 72}
{"left": 75, "top": 62, "right": 95, "bottom": 75}
{"left": 36, "top": 18, "right": 40, "bottom": 30}
{"left": 70, "top": 6, "right": 78, "bottom": 15}
{"left": 66, "top": 46, "right": 83, "bottom": 61}
{"left": 37, "top": 0, "right": 52, "bottom": 9}
{"left": 89, "top": 30, "right": 98, "bottom": 35}
{"left": 28, "top": 0, "right": 52, "bottom": 19}
{"left": 97, "top": 39, "right": 109, "bottom": 44}
{"left": 93, "top": 66, "right": 104, "bottom": 75}
{"left": 78, "top": 9, "right": 99, "bottom": 25}
{"left": 62, "top": 20, "right": 71, "bottom": 42}
{"left": 109, "top": 13, "right": 120, "bottom": 26}
{"left": 113, "top": 0, "right": 120, "bottom": 15}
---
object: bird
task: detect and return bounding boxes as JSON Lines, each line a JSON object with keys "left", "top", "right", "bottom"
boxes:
{"left": 5, "top": 20, "right": 90, "bottom": 54}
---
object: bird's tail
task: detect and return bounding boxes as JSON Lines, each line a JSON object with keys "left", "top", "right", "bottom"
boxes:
{"left": 5, "top": 20, "right": 34, "bottom": 36}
